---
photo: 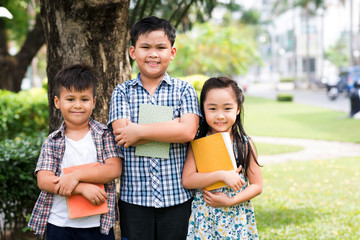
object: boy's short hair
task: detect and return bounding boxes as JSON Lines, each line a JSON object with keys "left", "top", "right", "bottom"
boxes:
{"left": 54, "top": 64, "right": 98, "bottom": 97}
{"left": 130, "top": 16, "right": 176, "bottom": 47}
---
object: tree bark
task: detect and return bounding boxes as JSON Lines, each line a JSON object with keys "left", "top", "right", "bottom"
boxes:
{"left": 0, "top": 14, "right": 45, "bottom": 92}
{"left": 39, "top": 0, "right": 131, "bottom": 133}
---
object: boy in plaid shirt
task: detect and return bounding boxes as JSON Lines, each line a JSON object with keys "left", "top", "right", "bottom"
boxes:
{"left": 28, "top": 64, "right": 123, "bottom": 239}
{"left": 108, "top": 16, "right": 201, "bottom": 240}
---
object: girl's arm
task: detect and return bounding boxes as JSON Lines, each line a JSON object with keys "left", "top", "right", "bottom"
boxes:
{"left": 203, "top": 140, "right": 263, "bottom": 208}
{"left": 182, "top": 146, "right": 244, "bottom": 192}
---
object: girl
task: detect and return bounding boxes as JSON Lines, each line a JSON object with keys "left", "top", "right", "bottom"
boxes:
{"left": 182, "top": 77, "right": 262, "bottom": 239}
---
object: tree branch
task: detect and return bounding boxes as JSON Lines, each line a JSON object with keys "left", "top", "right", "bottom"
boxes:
{"left": 174, "top": 0, "right": 196, "bottom": 28}
{"left": 147, "top": 0, "right": 160, "bottom": 17}
{"left": 139, "top": 0, "right": 149, "bottom": 21}
{"left": 129, "top": 0, "right": 142, "bottom": 28}
{"left": 15, "top": 13, "right": 45, "bottom": 69}
{"left": 169, "top": 0, "right": 186, "bottom": 23}
{"left": 0, "top": 19, "right": 9, "bottom": 56}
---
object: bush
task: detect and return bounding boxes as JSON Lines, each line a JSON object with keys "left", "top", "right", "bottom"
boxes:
{"left": 277, "top": 94, "right": 293, "bottom": 102}
{"left": 181, "top": 74, "right": 209, "bottom": 99}
{"left": 0, "top": 88, "right": 49, "bottom": 141}
{"left": 0, "top": 133, "right": 45, "bottom": 237}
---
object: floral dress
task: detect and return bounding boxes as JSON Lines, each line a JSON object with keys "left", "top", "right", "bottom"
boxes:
{"left": 187, "top": 168, "right": 259, "bottom": 240}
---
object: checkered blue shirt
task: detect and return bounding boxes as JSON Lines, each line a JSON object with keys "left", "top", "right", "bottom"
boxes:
{"left": 28, "top": 118, "right": 123, "bottom": 236}
{"left": 108, "top": 73, "right": 201, "bottom": 208}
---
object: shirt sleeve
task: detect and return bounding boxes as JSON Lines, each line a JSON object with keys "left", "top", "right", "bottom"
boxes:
{"left": 34, "top": 138, "right": 58, "bottom": 175}
{"left": 108, "top": 84, "right": 131, "bottom": 127}
{"left": 179, "top": 82, "right": 202, "bottom": 117}
{"left": 102, "top": 129, "right": 124, "bottom": 160}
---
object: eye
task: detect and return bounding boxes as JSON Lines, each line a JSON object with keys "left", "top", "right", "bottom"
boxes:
{"left": 208, "top": 107, "right": 216, "bottom": 111}
{"left": 225, "top": 107, "right": 232, "bottom": 111}
{"left": 82, "top": 98, "right": 90, "bottom": 102}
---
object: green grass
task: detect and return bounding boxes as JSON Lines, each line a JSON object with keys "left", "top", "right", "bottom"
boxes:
{"left": 240, "top": 96, "right": 360, "bottom": 238}
{"left": 243, "top": 96, "right": 360, "bottom": 143}
{"left": 253, "top": 157, "right": 360, "bottom": 239}
{"left": 256, "top": 142, "right": 304, "bottom": 155}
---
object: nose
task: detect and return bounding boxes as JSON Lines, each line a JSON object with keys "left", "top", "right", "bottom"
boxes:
{"left": 149, "top": 49, "right": 159, "bottom": 58}
{"left": 216, "top": 112, "right": 225, "bottom": 119}
{"left": 74, "top": 100, "right": 81, "bottom": 108}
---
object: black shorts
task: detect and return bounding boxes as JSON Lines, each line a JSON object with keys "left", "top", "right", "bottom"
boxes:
{"left": 46, "top": 223, "right": 115, "bottom": 240}
{"left": 119, "top": 198, "right": 192, "bottom": 240}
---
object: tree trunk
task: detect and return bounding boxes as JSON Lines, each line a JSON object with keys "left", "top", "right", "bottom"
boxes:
{"left": 39, "top": 0, "right": 131, "bottom": 133}
{"left": 0, "top": 14, "right": 45, "bottom": 92}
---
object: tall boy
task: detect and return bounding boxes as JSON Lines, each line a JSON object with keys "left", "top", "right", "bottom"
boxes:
{"left": 108, "top": 16, "right": 201, "bottom": 240}
{"left": 28, "top": 64, "right": 123, "bottom": 239}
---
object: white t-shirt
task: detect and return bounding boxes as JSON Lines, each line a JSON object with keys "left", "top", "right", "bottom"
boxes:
{"left": 48, "top": 131, "right": 101, "bottom": 228}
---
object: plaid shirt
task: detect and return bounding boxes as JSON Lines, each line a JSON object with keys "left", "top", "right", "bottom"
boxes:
{"left": 108, "top": 73, "right": 201, "bottom": 208}
{"left": 28, "top": 118, "right": 123, "bottom": 236}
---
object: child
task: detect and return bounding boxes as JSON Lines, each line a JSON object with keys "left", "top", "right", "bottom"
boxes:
{"left": 182, "top": 77, "right": 263, "bottom": 239}
{"left": 28, "top": 64, "right": 123, "bottom": 239}
{"left": 108, "top": 16, "right": 201, "bottom": 240}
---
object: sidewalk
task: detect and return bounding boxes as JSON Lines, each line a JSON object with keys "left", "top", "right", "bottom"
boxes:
{"left": 253, "top": 136, "right": 360, "bottom": 164}
{"left": 245, "top": 82, "right": 350, "bottom": 113}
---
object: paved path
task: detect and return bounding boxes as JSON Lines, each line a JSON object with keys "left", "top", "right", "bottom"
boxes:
{"left": 253, "top": 136, "right": 360, "bottom": 164}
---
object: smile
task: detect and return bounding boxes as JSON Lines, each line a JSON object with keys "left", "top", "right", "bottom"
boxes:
{"left": 146, "top": 61, "right": 159, "bottom": 66}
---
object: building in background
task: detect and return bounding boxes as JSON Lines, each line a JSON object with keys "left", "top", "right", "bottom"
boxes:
{"left": 245, "top": 0, "right": 360, "bottom": 88}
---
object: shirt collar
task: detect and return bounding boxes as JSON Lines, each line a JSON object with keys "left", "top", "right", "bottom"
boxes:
{"left": 130, "top": 72, "right": 173, "bottom": 86}
{"left": 50, "top": 118, "right": 105, "bottom": 139}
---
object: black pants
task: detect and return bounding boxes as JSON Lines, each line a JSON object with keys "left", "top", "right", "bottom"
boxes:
{"left": 119, "top": 198, "right": 192, "bottom": 240}
{"left": 46, "top": 223, "right": 115, "bottom": 240}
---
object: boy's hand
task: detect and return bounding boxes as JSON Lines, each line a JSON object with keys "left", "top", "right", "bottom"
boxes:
{"left": 221, "top": 165, "right": 245, "bottom": 192}
{"left": 53, "top": 172, "right": 79, "bottom": 196}
{"left": 114, "top": 121, "right": 141, "bottom": 148}
{"left": 79, "top": 183, "right": 108, "bottom": 206}
{"left": 203, "top": 189, "right": 233, "bottom": 208}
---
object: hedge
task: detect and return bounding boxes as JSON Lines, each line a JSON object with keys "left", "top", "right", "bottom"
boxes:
{"left": 0, "top": 133, "right": 45, "bottom": 237}
{"left": 0, "top": 88, "right": 49, "bottom": 141}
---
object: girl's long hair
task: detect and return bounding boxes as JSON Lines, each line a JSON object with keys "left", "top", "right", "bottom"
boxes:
{"left": 197, "top": 77, "right": 260, "bottom": 176}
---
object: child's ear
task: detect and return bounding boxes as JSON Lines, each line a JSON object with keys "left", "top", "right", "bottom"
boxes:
{"left": 236, "top": 106, "right": 240, "bottom": 116}
{"left": 93, "top": 96, "right": 96, "bottom": 109}
{"left": 129, "top": 46, "right": 136, "bottom": 60}
{"left": 54, "top": 96, "right": 60, "bottom": 109}
{"left": 170, "top": 46, "right": 177, "bottom": 61}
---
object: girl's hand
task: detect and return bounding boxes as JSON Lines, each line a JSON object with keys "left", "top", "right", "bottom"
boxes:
{"left": 222, "top": 165, "right": 245, "bottom": 192}
{"left": 203, "top": 189, "right": 233, "bottom": 208}
{"left": 53, "top": 172, "right": 79, "bottom": 196}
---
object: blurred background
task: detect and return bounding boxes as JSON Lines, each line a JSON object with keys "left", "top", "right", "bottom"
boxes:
{"left": 1, "top": 1, "right": 360, "bottom": 239}
{"left": 1, "top": 0, "right": 359, "bottom": 92}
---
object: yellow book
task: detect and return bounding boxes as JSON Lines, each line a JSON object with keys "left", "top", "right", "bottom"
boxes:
{"left": 190, "top": 132, "right": 237, "bottom": 190}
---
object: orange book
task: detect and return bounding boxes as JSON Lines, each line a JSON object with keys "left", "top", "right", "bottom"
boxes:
{"left": 190, "top": 132, "right": 237, "bottom": 191}
{"left": 62, "top": 162, "right": 108, "bottom": 219}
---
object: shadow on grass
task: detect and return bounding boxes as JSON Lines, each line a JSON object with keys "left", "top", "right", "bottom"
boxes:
{"left": 256, "top": 206, "right": 319, "bottom": 229}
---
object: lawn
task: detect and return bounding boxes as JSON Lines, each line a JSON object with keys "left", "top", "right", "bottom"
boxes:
{"left": 253, "top": 157, "right": 360, "bottom": 239}
{"left": 256, "top": 142, "right": 304, "bottom": 156}
{"left": 240, "top": 96, "right": 360, "bottom": 239}
{"left": 243, "top": 96, "right": 360, "bottom": 143}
